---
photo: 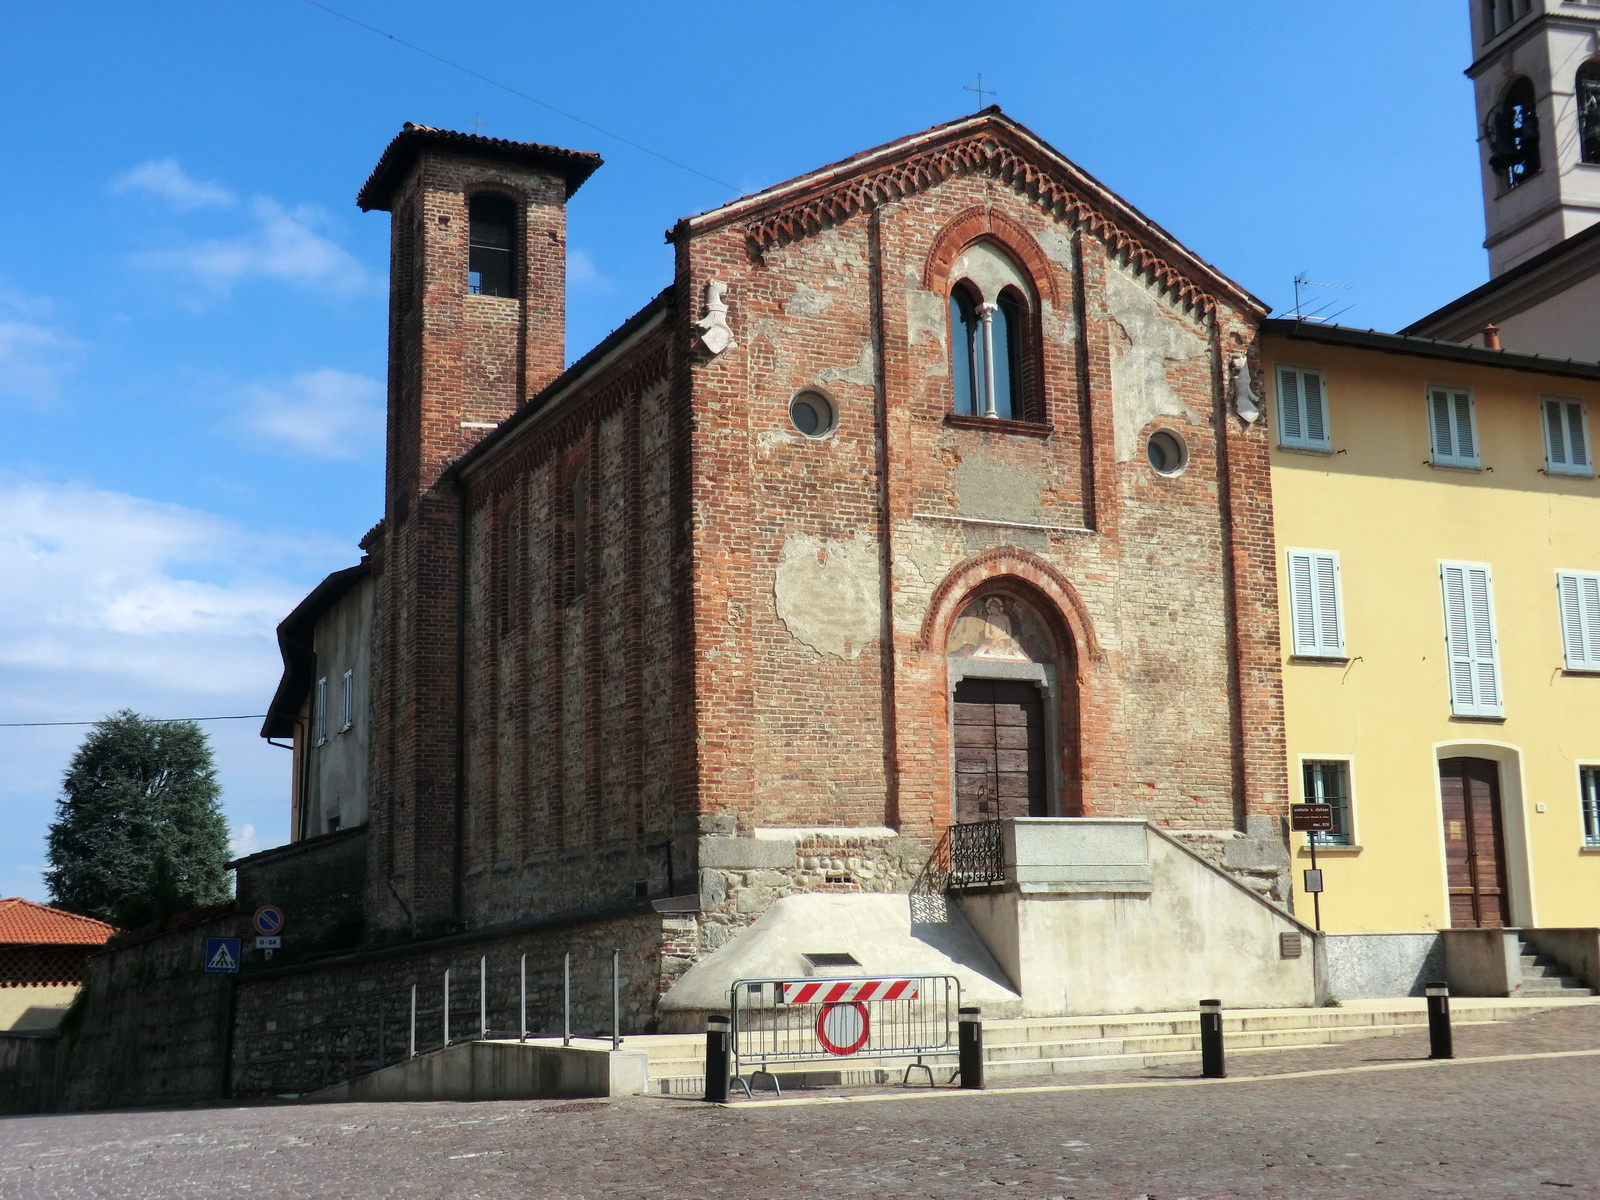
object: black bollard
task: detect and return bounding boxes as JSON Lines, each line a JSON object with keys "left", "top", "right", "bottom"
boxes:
{"left": 1425, "top": 982, "right": 1454, "bottom": 1060}
{"left": 704, "top": 1013, "right": 731, "bottom": 1102}
{"left": 958, "top": 1006, "right": 984, "bottom": 1089}
{"left": 1199, "top": 999, "right": 1226, "bottom": 1078}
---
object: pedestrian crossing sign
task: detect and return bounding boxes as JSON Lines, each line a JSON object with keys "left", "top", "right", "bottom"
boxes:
{"left": 204, "top": 937, "right": 242, "bottom": 974}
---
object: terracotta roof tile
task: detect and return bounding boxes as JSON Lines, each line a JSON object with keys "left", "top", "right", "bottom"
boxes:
{"left": 356, "top": 123, "right": 602, "bottom": 212}
{"left": 0, "top": 898, "right": 116, "bottom": 945}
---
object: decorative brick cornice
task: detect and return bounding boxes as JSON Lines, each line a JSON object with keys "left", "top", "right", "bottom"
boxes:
{"left": 733, "top": 124, "right": 1251, "bottom": 317}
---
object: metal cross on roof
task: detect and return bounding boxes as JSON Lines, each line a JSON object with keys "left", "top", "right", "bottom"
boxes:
{"left": 964, "top": 74, "right": 996, "bottom": 112}
{"left": 469, "top": 112, "right": 486, "bottom": 135}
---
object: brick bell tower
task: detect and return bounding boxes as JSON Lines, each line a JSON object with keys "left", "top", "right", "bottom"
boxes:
{"left": 357, "top": 125, "right": 602, "bottom": 933}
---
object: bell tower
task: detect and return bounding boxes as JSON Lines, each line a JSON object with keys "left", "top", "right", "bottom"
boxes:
{"left": 1469, "top": 0, "right": 1600, "bottom": 274}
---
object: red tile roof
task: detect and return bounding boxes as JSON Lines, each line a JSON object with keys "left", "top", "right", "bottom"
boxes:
{"left": 0, "top": 898, "right": 116, "bottom": 945}
{"left": 356, "top": 123, "right": 602, "bottom": 212}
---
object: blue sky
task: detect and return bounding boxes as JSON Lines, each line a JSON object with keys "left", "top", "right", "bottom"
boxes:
{"left": 0, "top": 1, "right": 1485, "bottom": 901}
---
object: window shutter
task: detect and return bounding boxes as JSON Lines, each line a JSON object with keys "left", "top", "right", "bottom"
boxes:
{"left": 1557, "top": 571, "right": 1600, "bottom": 671}
{"left": 1430, "top": 388, "right": 1478, "bottom": 467}
{"left": 1302, "top": 371, "right": 1327, "bottom": 445}
{"left": 1278, "top": 368, "right": 1304, "bottom": 443}
{"left": 1452, "top": 392, "right": 1477, "bottom": 462}
{"left": 1430, "top": 390, "right": 1455, "bottom": 460}
{"left": 1441, "top": 562, "right": 1501, "bottom": 716}
{"left": 1287, "top": 550, "right": 1344, "bottom": 656}
{"left": 1544, "top": 398, "right": 1591, "bottom": 474}
{"left": 1276, "top": 367, "right": 1330, "bottom": 450}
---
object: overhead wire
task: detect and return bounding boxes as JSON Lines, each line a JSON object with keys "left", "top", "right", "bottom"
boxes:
{"left": 291, "top": 0, "right": 740, "bottom": 194}
{"left": 0, "top": 716, "right": 267, "bottom": 728}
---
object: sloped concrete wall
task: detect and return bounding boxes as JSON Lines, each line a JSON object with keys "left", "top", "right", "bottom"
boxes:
{"left": 311, "top": 1040, "right": 647, "bottom": 1103}
{"left": 957, "top": 823, "right": 1315, "bottom": 1015}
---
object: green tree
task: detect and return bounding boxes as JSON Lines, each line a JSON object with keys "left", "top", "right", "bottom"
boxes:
{"left": 45, "top": 711, "right": 232, "bottom": 927}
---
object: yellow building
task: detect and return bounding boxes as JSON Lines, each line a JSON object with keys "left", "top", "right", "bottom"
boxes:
{"left": 1264, "top": 319, "right": 1600, "bottom": 937}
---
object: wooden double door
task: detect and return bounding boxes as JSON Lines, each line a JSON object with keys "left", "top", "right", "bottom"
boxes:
{"left": 953, "top": 678, "right": 1047, "bottom": 822}
{"left": 1439, "top": 756, "right": 1511, "bottom": 928}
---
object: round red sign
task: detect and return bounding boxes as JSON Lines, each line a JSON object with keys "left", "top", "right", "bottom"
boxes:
{"left": 815, "top": 1001, "right": 871, "bottom": 1056}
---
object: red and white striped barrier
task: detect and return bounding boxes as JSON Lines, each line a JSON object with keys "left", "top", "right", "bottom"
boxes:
{"left": 777, "top": 978, "right": 921, "bottom": 1005}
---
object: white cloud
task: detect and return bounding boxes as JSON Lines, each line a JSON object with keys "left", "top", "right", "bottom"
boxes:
{"left": 235, "top": 368, "right": 384, "bottom": 460}
{"left": 111, "top": 158, "right": 236, "bottom": 211}
{"left": 568, "top": 249, "right": 614, "bottom": 295}
{"left": 0, "top": 289, "right": 81, "bottom": 406}
{"left": 0, "top": 477, "right": 347, "bottom": 900}
{"left": 133, "top": 197, "right": 366, "bottom": 296}
{"left": 229, "top": 824, "right": 260, "bottom": 858}
{"left": 0, "top": 476, "right": 341, "bottom": 691}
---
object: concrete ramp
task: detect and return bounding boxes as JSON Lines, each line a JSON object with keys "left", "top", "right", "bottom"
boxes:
{"left": 308, "top": 1038, "right": 648, "bottom": 1103}
{"left": 657, "top": 893, "right": 1021, "bottom": 1030}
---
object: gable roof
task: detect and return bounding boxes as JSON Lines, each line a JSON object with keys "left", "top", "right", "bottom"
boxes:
{"left": 261, "top": 562, "right": 371, "bottom": 739}
{"left": 0, "top": 898, "right": 116, "bottom": 945}
{"left": 1400, "top": 219, "right": 1600, "bottom": 343}
{"left": 357, "top": 123, "right": 603, "bottom": 212}
{"left": 670, "top": 107, "right": 1265, "bottom": 317}
{"left": 1263, "top": 318, "right": 1600, "bottom": 381}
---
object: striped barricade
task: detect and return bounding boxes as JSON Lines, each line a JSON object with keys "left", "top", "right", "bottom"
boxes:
{"left": 727, "top": 974, "right": 960, "bottom": 1096}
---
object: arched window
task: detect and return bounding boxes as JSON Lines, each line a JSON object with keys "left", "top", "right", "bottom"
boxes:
{"left": 950, "top": 284, "right": 982, "bottom": 417}
{"left": 1579, "top": 62, "right": 1600, "bottom": 165}
{"left": 946, "top": 245, "right": 1032, "bottom": 421}
{"left": 467, "top": 193, "right": 516, "bottom": 297}
{"left": 1485, "top": 77, "right": 1541, "bottom": 190}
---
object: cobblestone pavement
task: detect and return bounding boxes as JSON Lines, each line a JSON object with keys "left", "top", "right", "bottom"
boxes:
{"left": 6, "top": 1005, "right": 1600, "bottom": 1199}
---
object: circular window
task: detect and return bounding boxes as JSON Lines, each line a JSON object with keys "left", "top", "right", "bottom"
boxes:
{"left": 1146, "top": 430, "right": 1187, "bottom": 476}
{"left": 789, "top": 391, "right": 835, "bottom": 438}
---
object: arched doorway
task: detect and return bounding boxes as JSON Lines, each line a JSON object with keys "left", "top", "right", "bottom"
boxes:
{"left": 946, "top": 590, "right": 1077, "bottom": 822}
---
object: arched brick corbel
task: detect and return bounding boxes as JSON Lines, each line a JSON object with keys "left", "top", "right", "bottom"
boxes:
{"left": 917, "top": 547, "right": 1103, "bottom": 669}
{"left": 923, "top": 206, "right": 1062, "bottom": 308}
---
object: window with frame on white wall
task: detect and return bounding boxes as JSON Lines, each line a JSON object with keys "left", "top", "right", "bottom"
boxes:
{"left": 1582, "top": 766, "right": 1600, "bottom": 847}
{"left": 1285, "top": 549, "right": 1345, "bottom": 658}
{"left": 1428, "top": 386, "right": 1480, "bottom": 468}
{"left": 1557, "top": 570, "right": 1600, "bottom": 671}
{"left": 1302, "top": 760, "right": 1353, "bottom": 846}
{"left": 1543, "top": 397, "right": 1592, "bottom": 476}
{"left": 340, "top": 668, "right": 355, "bottom": 732}
{"left": 314, "top": 676, "right": 328, "bottom": 747}
{"left": 1275, "top": 366, "right": 1331, "bottom": 451}
{"left": 1440, "top": 561, "right": 1502, "bottom": 717}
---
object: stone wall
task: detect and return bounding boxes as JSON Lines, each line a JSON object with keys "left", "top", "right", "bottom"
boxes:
{"left": 233, "top": 825, "right": 369, "bottom": 950}
{"left": 229, "top": 907, "right": 670, "bottom": 1098}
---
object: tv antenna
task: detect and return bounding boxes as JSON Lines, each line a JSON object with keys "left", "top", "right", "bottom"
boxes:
{"left": 1289, "top": 272, "right": 1353, "bottom": 324}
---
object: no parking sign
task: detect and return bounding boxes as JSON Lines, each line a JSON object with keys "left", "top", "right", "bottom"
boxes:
{"left": 252, "top": 905, "right": 285, "bottom": 936}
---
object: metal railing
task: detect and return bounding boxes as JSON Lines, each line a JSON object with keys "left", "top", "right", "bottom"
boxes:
{"left": 233, "top": 948, "right": 625, "bottom": 1097}
{"left": 949, "top": 819, "right": 1006, "bottom": 887}
{"left": 728, "top": 974, "right": 960, "bottom": 1096}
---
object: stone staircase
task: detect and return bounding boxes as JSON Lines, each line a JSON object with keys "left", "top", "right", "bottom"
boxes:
{"left": 1517, "top": 937, "right": 1596, "bottom": 996}
{"left": 633, "top": 997, "right": 1599, "bottom": 1097}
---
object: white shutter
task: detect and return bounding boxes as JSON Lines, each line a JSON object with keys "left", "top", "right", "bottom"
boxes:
{"left": 314, "top": 676, "right": 329, "bottom": 745}
{"left": 1441, "top": 562, "right": 1502, "bottom": 716}
{"left": 1557, "top": 571, "right": 1600, "bottom": 671}
{"left": 1430, "top": 388, "right": 1479, "bottom": 467}
{"left": 1544, "top": 397, "right": 1592, "bottom": 475}
{"left": 1287, "top": 549, "right": 1345, "bottom": 657}
{"left": 1276, "top": 367, "right": 1330, "bottom": 450}
{"left": 342, "top": 668, "right": 355, "bottom": 731}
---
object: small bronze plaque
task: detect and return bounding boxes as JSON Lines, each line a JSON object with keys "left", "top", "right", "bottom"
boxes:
{"left": 1279, "top": 932, "right": 1303, "bottom": 959}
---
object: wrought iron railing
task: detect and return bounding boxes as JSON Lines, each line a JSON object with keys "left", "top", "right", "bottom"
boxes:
{"left": 948, "top": 819, "right": 1006, "bottom": 888}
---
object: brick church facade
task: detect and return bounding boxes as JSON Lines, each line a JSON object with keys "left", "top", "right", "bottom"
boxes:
{"left": 274, "top": 108, "right": 1291, "bottom": 1014}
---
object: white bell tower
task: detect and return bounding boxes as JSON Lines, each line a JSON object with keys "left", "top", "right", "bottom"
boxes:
{"left": 1469, "top": 0, "right": 1600, "bottom": 274}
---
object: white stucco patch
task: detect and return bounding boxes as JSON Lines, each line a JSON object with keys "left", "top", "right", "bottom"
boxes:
{"left": 950, "top": 240, "right": 1032, "bottom": 303}
{"left": 786, "top": 284, "right": 832, "bottom": 317}
{"left": 774, "top": 532, "right": 881, "bottom": 659}
{"left": 1103, "top": 266, "right": 1207, "bottom": 462}
{"left": 816, "top": 342, "right": 876, "bottom": 388}
{"left": 906, "top": 289, "right": 946, "bottom": 351}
